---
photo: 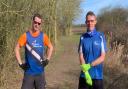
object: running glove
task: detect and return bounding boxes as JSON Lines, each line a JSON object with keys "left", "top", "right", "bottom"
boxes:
{"left": 81, "top": 64, "right": 91, "bottom": 72}
{"left": 19, "top": 63, "right": 29, "bottom": 70}
{"left": 42, "top": 59, "right": 49, "bottom": 67}
{"left": 84, "top": 71, "right": 92, "bottom": 86}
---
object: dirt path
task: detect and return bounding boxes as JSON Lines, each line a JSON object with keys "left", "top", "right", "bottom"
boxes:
{"left": 45, "top": 33, "right": 128, "bottom": 89}
{"left": 46, "top": 35, "right": 80, "bottom": 89}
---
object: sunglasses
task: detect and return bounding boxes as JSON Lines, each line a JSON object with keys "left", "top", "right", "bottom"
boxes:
{"left": 33, "top": 21, "right": 41, "bottom": 25}
{"left": 86, "top": 20, "right": 95, "bottom": 23}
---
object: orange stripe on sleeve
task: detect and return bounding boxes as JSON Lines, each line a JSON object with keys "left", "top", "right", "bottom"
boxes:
{"left": 18, "top": 33, "right": 27, "bottom": 47}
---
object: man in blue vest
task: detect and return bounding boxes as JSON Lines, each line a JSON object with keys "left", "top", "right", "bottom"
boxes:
{"left": 15, "top": 13, "right": 53, "bottom": 89}
{"left": 78, "top": 11, "right": 107, "bottom": 89}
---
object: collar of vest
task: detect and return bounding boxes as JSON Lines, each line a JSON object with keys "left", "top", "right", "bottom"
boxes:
{"left": 87, "top": 28, "right": 97, "bottom": 37}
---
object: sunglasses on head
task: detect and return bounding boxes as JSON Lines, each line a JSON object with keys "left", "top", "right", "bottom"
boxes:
{"left": 34, "top": 21, "right": 41, "bottom": 25}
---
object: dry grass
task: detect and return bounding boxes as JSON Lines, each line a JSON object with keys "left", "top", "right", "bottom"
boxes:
{"left": 0, "top": 30, "right": 23, "bottom": 89}
{"left": 104, "top": 44, "right": 128, "bottom": 89}
{"left": 105, "top": 44, "right": 125, "bottom": 70}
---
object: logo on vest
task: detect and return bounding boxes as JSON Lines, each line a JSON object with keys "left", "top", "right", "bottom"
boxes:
{"left": 94, "top": 41, "right": 100, "bottom": 46}
{"left": 32, "top": 40, "right": 42, "bottom": 48}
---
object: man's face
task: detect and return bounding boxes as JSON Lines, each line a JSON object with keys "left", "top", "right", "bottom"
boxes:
{"left": 32, "top": 17, "right": 42, "bottom": 31}
{"left": 86, "top": 15, "right": 97, "bottom": 31}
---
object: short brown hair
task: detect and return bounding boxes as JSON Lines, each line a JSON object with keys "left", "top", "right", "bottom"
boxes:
{"left": 32, "top": 13, "right": 42, "bottom": 20}
{"left": 86, "top": 11, "right": 96, "bottom": 19}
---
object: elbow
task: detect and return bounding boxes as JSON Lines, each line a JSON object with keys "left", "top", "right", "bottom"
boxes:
{"left": 14, "top": 46, "right": 17, "bottom": 53}
{"left": 14, "top": 44, "right": 20, "bottom": 53}
{"left": 101, "top": 58, "right": 104, "bottom": 63}
{"left": 50, "top": 45, "right": 53, "bottom": 52}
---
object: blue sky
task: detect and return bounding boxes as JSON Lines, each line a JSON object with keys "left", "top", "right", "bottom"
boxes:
{"left": 73, "top": 0, "right": 128, "bottom": 24}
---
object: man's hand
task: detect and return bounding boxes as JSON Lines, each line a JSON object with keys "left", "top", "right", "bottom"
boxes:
{"left": 81, "top": 64, "right": 91, "bottom": 72}
{"left": 19, "top": 63, "right": 29, "bottom": 70}
{"left": 41, "top": 59, "right": 49, "bottom": 67}
{"left": 84, "top": 71, "right": 92, "bottom": 86}
{"left": 81, "top": 64, "right": 92, "bottom": 86}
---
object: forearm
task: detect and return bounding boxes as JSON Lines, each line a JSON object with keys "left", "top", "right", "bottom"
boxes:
{"left": 15, "top": 44, "right": 22, "bottom": 65}
{"left": 91, "top": 53, "right": 105, "bottom": 66}
{"left": 46, "top": 44, "right": 53, "bottom": 60}
{"left": 79, "top": 53, "right": 85, "bottom": 64}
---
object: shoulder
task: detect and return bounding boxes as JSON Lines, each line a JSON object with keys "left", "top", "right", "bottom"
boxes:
{"left": 20, "top": 32, "right": 27, "bottom": 38}
{"left": 80, "top": 33, "right": 88, "bottom": 40}
{"left": 43, "top": 33, "right": 48, "bottom": 38}
{"left": 43, "top": 33, "right": 50, "bottom": 41}
{"left": 25, "top": 31, "right": 31, "bottom": 37}
{"left": 18, "top": 32, "right": 27, "bottom": 47}
{"left": 95, "top": 31, "right": 106, "bottom": 42}
{"left": 96, "top": 31, "right": 105, "bottom": 37}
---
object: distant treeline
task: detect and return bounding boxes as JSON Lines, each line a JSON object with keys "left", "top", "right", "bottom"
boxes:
{"left": 97, "top": 7, "right": 128, "bottom": 47}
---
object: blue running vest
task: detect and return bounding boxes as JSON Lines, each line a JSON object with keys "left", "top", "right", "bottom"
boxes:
{"left": 25, "top": 32, "right": 44, "bottom": 75}
{"left": 78, "top": 29, "right": 107, "bottom": 79}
